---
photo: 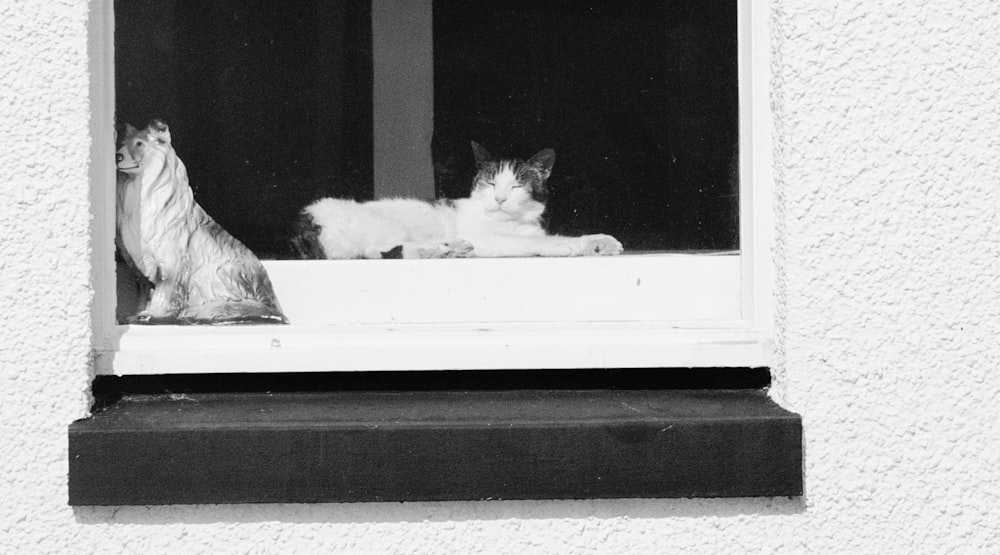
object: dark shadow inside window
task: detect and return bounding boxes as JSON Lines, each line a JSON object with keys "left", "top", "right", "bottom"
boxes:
{"left": 433, "top": 0, "right": 739, "bottom": 251}
{"left": 115, "top": 0, "right": 374, "bottom": 259}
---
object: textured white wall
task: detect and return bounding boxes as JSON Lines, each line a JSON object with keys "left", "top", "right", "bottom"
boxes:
{"left": 2, "top": 0, "right": 999, "bottom": 553}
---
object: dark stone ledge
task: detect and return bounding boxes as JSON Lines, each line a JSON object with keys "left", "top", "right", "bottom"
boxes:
{"left": 69, "top": 382, "right": 801, "bottom": 505}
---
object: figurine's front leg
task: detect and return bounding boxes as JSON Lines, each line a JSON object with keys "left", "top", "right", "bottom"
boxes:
{"left": 129, "top": 271, "right": 181, "bottom": 324}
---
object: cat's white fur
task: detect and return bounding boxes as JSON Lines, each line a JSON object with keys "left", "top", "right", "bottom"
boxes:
{"left": 301, "top": 146, "right": 623, "bottom": 259}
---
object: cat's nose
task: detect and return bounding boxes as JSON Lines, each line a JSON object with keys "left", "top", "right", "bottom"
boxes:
{"left": 116, "top": 153, "right": 124, "bottom": 163}
{"left": 495, "top": 196, "right": 507, "bottom": 205}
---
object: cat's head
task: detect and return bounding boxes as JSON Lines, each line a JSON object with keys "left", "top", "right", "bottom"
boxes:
{"left": 470, "top": 141, "right": 554, "bottom": 222}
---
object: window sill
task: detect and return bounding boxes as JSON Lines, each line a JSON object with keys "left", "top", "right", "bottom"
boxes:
{"left": 69, "top": 378, "right": 801, "bottom": 505}
{"left": 99, "top": 322, "right": 772, "bottom": 375}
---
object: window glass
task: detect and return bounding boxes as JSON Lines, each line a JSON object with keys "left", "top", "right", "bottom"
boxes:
{"left": 115, "top": 0, "right": 737, "bottom": 259}
{"left": 433, "top": 0, "right": 739, "bottom": 251}
{"left": 115, "top": 0, "right": 373, "bottom": 259}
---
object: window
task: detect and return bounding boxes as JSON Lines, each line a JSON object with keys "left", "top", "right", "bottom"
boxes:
{"left": 76, "top": 1, "right": 798, "bottom": 505}
{"left": 92, "top": 0, "right": 773, "bottom": 374}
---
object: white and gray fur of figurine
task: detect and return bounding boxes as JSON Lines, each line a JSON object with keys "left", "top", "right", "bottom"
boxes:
{"left": 116, "top": 120, "right": 288, "bottom": 324}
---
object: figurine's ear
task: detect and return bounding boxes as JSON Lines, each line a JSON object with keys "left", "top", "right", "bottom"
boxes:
{"left": 124, "top": 123, "right": 138, "bottom": 138}
{"left": 146, "top": 119, "right": 171, "bottom": 145}
{"left": 526, "top": 148, "right": 555, "bottom": 180}
{"left": 471, "top": 141, "right": 491, "bottom": 167}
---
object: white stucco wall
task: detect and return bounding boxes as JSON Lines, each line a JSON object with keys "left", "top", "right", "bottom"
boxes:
{"left": 2, "top": 0, "right": 998, "bottom": 553}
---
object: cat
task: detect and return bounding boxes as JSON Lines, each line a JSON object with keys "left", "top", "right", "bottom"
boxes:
{"left": 292, "top": 142, "right": 624, "bottom": 259}
{"left": 116, "top": 120, "right": 288, "bottom": 324}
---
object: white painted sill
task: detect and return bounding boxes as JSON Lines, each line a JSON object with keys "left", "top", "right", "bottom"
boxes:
{"left": 96, "top": 252, "right": 773, "bottom": 375}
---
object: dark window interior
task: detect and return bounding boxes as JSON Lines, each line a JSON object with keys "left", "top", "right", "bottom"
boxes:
{"left": 115, "top": 0, "right": 373, "bottom": 258}
{"left": 433, "top": 0, "right": 739, "bottom": 251}
{"left": 115, "top": 0, "right": 737, "bottom": 258}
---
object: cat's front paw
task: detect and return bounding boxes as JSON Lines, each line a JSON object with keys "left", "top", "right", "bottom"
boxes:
{"left": 581, "top": 234, "right": 624, "bottom": 256}
{"left": 442, "top": 239, "right": 475, "bottom": 258}
{"left": 413, "top": 239, "right": 475, "bottom": 259}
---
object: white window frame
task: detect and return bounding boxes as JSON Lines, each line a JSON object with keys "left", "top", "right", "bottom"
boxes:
{"left": 89, "top": 0, "right": 773, "bottom": 375}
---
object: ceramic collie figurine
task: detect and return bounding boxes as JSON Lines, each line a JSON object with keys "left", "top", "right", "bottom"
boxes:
{"left": 116, "top": 120, "right": 288, "bottom": 324}
{"left": 292, "top": 142, "right": 624, "bottom": 259}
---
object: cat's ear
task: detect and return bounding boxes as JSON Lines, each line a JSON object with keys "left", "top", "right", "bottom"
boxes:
{"left": 527, "top": 148, "right": 556, "bottom": 179}
{"left": 471, "top": 141, "right": 492, "bottom": 167}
